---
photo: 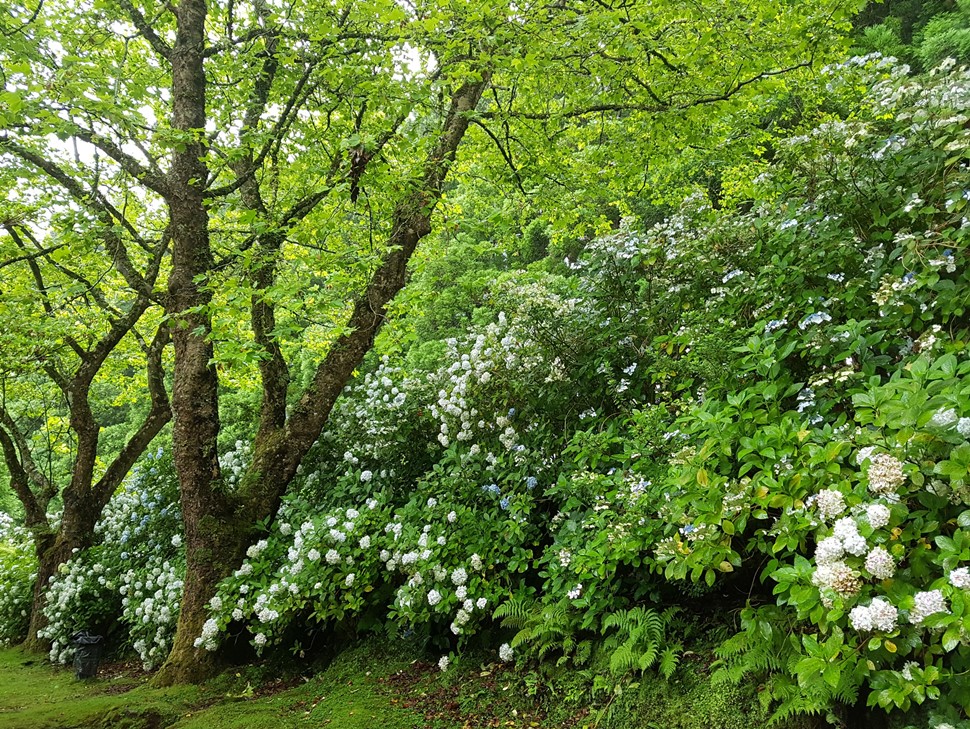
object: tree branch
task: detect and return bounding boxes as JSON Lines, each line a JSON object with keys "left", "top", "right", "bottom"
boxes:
{"left": 117, "top": 0, "right": 173, "bottom": 61}
{"left": 0, "top": 136, "right": 154, "bottom": 297}
{"left": 0, "top": 424, "right": 48, "bottom": 531}
{"left": 90, "top": 323, "right": 171, "bottom": 509}
{"left": 264, "top": 72, "right": 492, "bottom": 511}
{"left": 0, "top": 405, "right": 53, "bottom": 500}
{"left": 70, "top": 126, "right": 171, "bottom": 197}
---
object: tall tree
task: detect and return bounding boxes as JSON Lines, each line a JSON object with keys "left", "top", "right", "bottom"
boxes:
{"left": 1, "top": 0, "right": 863, "bottom": 681}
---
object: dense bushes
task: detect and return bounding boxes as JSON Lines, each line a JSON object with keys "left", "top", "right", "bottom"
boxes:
{"left": 33, "top": 449, "right": 184, "bottom": 668}
{"left": 191, "top": 55, "right": 969, "bottom": 724}
{"left": 0, "top": 513, "right": 34, "bottom": 645}
{"left": 2, "top": 53, "right": 969, "bottom": 727}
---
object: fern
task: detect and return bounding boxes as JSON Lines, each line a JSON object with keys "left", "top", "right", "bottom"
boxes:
{"left": 495, "top": 596, "right": 587, "bottom": 664}
{"left": 601, "top": 606, "right": 679, "bottom": 678}
{"left": 712, "top": 606, "right": 863, "bottom": 726}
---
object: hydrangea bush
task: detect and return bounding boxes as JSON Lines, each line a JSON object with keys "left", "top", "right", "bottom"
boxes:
{"left": 193, "top": 58, "right": 970, "bottom": 726}
{"left": 38, "top": 449, "right": 184, "bottom": 668}
{"left": 0, "top": 512, "right": 35, "bottom": 645}
{"left": 634, "top": 58, "right": 970, "bottom": 725}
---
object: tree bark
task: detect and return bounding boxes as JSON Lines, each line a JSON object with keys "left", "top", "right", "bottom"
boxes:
{"left": 152, "top": 0, "right": 228, "bottom": 685}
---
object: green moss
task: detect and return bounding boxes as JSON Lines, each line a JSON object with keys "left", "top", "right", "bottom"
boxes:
{"left": 0, "top": 643, "right": 830, "bottom": 729}
{"left": 0, "top": 642, "right": 425, "bottom": 729}
{"left": 597, "top": 669, "right": 819, "bottom": 729}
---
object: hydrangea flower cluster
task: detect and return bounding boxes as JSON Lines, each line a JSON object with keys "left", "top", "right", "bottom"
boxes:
{"left": 848, "top": 598, "right": 898, "bottom": 632}
{"left": 909, "top": 590, "right": 949, "bottom": 626}
{"left": 813, "top": 489, "right": 846, "bottom": 521}
{"left": 219, "top": 440, "right": 252, "bottom": 489}
{"left": 864, "top": 453, "right": 906, "bottom": 497}
{"left": 121, "top": 556, "right": 184, "bottom": 669}
{"left": 39, "top": 555, "right": 118, "bottom": 665}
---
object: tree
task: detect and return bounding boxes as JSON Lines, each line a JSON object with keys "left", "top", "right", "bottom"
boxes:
{"left": 0, "top": 193, "right": 170, "bottom": 647}
{"left": 1, "top": 0, "right": 863, "bottom": 681}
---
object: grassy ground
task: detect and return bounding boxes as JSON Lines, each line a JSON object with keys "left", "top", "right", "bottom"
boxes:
{"left": 0, "top": 641, "right": 840, "bottom": 729}
{"left": 0, "top": 644, "right": 428, "bottom": 729}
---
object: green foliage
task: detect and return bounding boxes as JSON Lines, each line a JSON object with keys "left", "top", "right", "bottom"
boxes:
{"left": 602, "top": 606, "right": 680, "bottom": 678}
{"left": 0, "top": 514, "right": 34, "bottom": 645}
{"left": 917, "top": 2, "right": 970, "bottom": 68}
{"left": 194, "top": 55, "right": 970, "bottom": 724}
{"left": 853, "top": 0, "right": 970, "bottom": 70}
{"left": 39, "top": 450, "right": 184, "bottom": 669}
{"left": 495, "top": 597, "right": 592, "bottom": 667}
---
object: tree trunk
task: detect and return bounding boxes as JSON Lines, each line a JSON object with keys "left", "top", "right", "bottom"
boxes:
{"left": 23, "top": 534, "right": 62, "bottom": 651}
{"left": 152, "top": 0, "right": 226, "bottom": 686}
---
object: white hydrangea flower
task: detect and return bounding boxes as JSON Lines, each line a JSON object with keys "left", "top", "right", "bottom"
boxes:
{"left": 866, "top": 453, "right": 906, "bottom": 496}
{"left": 438, "top": 655, "right": 450, "bottom": 671}
{"left": 928, "top": 408, "right": 958, "bottom": 429}
{"left": 957, "top": 418, "right": 970, "bottom": 438}
{"left": 843, "top": 533, "right": 868, "bottom": 557}
{"left": 345, "top": 573, "right": 355, "bottom": 587}
{"left": 254, "top": 632, "right": 267, "bottom": 647}
{"left": 865, "top": 503, "right": 891, "bottom": 530}
{"left": 470, "top": 553, "right": 483, "bottom": 571}
{"left": 476, "top": 597, "right": 487, "bottom": 610}
{"left": 868, "top": 598, "right": 898, "bottom": 632}
{"left": 814, "top": 489, "right": 846, "bottom": 520}
{"left": 901, "top": 661, "right": 919, "bottom": 681}
{"left": 325, "top": 549, "right": 341, "bottom": 564}
{"left": 910, "top": 590, "right": 948, "bottom": 625}
{"left": 567, "top": 584, "right": 583, "bottom": 599}
{"left": 849, "top": 604, "right": 873, "bottom": 631}
{"left": 833, "top": 517, "right": 860, "bottom": 541}
{"left": 811, "top": 561, "right": 861, "bottom": 597}
{"left": 499, "top": 643, "right": 514, "bottom": 662}
{"left": 427, "top": 589, "right": 442, "bottom": 606}
{"left": 451, "top": 567, "right": 467, "bottom": 586}
{"left": 865, "top": 547, "right": 895, "bottom": 579}
{"left": 815, "top": 536, "right": 844, "bottom": 564}
{"left": 949, "top": 567, "right": 970, "bottom": 589}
